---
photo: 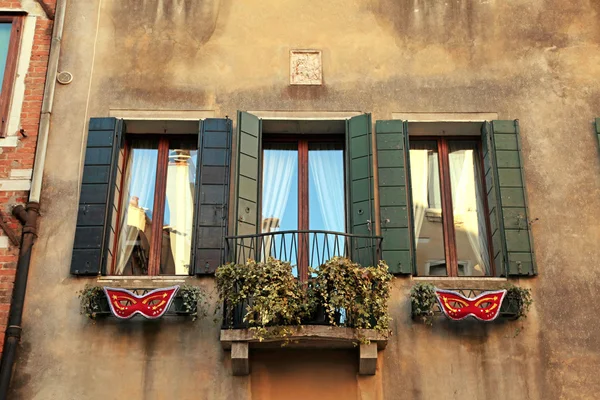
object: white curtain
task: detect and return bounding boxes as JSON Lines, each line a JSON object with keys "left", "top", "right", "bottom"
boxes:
{"left": 165, "top": 150, "right": 195, "bottom": 275}
{"left": 409, "top": 149, "right": 430, "bottom": 244}
{"left": 261, "top": 149, "right": 297, "bottom": 233}
{"left": 115, "top": 146, "right": 157, "bottom": 275}
{"left": 309, "top": 147, "right": 345, "bottom": 233}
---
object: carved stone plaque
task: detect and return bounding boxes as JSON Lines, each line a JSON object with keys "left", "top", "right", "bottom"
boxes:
{"left": 290, "top": 50, "right": 322, "bottom": 85}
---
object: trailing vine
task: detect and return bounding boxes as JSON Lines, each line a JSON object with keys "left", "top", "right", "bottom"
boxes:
{"left": 312, "top": 257, "right": 392, "bottom": 337}
{"left": 78, "top": 284, "right": 105, "bottom": 320}
{"left": 410, "top": 282, "right": 437, "bottom": 325}
{"left": 179, "top": 285, "right": 208, "bottom": 321}
{"left": 216, "top": 256, "right": 392, "bottom": 343}
{"left": 501, "top": 283, "right": 533, "bottom": 319}
{"left": 216, "top": 258, "right": 310, "bottom": 341}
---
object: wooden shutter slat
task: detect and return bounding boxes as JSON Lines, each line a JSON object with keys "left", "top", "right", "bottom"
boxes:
{"left": 70, "top": 117, "right": 122, "bottom": 275}
{"left": 194, "top": 118, "right": 232, "bottom": 274}
{"left": 375, "top": 119, "right": 412, "bottom": 274}
{"left": 485, "top": 120, "right": 536, "bottom": 276}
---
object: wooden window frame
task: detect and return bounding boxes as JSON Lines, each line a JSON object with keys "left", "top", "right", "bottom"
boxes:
{"left": 410, "top": 136, "right": 495, "bottom": 277}
{"left": 261, "top": 134, "right": 346, "bottom": 281}
{"left": 0, "top": 15, "right": 23, "bottom": 138}
{"left": 111, "top": 135, "right": 196, "bottom": 276}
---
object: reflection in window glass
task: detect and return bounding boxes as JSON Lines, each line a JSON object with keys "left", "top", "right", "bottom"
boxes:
{"left": 114, "top": 140, "right": 158, "bottom": 275}
{"left": 0, "top": 23, "right": 12, "bottom": 93}
{"left": 448, "top": 141, "right": 490, "bottom": 276}
{"left": 409, "top": 141, "right": 446, "bottom": 276}
{"left": 161, "top": 139, "right": 198, "bottom": 275}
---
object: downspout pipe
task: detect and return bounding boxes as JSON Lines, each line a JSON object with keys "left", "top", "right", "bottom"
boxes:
{"left": 0, "top": 203, "right": 39, "bottom": 398}
{"left": 0, "top": 0, "right": 66, "bottom": 398}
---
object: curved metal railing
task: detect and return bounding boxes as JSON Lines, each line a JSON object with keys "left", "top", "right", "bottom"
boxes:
{"left": 224, "top": 230, "right": 382, "bottom": 270}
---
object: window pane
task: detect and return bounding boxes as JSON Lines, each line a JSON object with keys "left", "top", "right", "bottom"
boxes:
{"left": 448, "top": 141, "right": 490, "bottom": 276}
{"left": 114, "top": 140, "right": 158, "bottom": 275}
{"left": 262, "top": 143, "right": 298, "bottom": 274}
{"left": 409, "top": 141, "right": 446, "bottom": 276}
{"left": 309, "top": 142, "right": 345, "bottom": 262}
{"left": 0, "top": 23, "right": 11, "bottom": 92}
{"left": 161, "top": 139, "right": 198, "bottom": 275}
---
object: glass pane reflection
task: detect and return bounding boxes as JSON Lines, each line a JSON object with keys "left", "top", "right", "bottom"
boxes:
{"left": 448, "top": 141, "right": 490, "bottom": 276}
{"left": 161, "top": 139, "right": 198, "bottom": 275}
{"left": 114, "top": 140, "right": 158, "bottom": 275}
{"left": 409, "top": 141, "right": 446, "bottom": 276}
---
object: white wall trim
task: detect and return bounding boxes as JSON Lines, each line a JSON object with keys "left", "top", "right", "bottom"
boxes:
{"left": 108, "top": 109, "right": 215, "bottom": 120}
{"left": 0, "top": 14, "right": 37, "bottom": 148}
{"left": 248, "top": 111, "right": 362, "bottom": 120}
{"left": 392, "top": 112, "right": 499, "bottom": 122}
{"left": 0, "top": 179, "right": 31, "bottom": 191}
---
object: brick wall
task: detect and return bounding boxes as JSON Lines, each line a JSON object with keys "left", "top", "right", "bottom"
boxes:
{"left": 0, "top": 0, "right": 55, "bottom": 356}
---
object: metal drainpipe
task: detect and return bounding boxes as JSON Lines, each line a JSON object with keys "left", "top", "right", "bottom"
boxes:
{"left": 0, "top": 0, "right": 66, "bottom": 397}
{"left": 0, "top": 203, "right": 39, "bottom": 399}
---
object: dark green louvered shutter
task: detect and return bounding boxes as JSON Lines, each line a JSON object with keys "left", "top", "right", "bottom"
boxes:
{"left": 346, "top": 114, "right": 376, "bottom": 266}
{"left": 375, "top": 120, "right": 412, "bottom": 274}
{"left": 234, "top": 112, "right": 261, "bottom": 239}
{"left": 71, "top": 118, "right": 123, "bottom": 275}
{"left": 483, "top": 120, "right": 536, "bottom": 276}
{"left": 194, "top": 118, "right": 232, "bottom": 274}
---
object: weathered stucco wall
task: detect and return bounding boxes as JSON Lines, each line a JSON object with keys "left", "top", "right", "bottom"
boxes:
{"left": 10, "top": 0, "right": 600, "bottom": 398}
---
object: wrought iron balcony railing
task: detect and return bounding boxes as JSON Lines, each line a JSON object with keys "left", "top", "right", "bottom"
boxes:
{"left": 224, "top": 230, "right": 383, "bottom": 271}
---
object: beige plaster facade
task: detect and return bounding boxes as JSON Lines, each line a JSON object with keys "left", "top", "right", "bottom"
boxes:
{"left": 9, "top": 0, "right": 600, "bottom": 399}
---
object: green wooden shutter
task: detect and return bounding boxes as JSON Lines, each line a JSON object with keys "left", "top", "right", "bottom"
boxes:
{"left": 194, "top": 118, "right": 232, "bottom": 274}
{"left": 347, "top": 114, "right": 374, "bottom": 235}
{"left": 234, "top": 111, "right": 261, "bottom": 240}
{"left": 346, "top": 114, "right": 376, "bottom": 266}
{"left": 483, "top": 120, "right": 536, "bottom": 276}
{"left": 375, "top": 120, "right": 412, "bottom": 274}
{"left": 70, "top": 118, "right": 123, "bottom": 275}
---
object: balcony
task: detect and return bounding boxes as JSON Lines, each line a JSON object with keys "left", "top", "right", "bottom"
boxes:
{"left": 219, "top": 230, "right": 388, "bottom": 375}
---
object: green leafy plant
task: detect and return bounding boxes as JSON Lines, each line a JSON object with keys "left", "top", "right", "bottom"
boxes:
{"left": 410, "top": 282, "right": 437, "bottom": 325}
{"left": 502, "top": 283, "right": 533, "bottom": 319}
{"left": 78, "top": 284, "right": 105, "bottom": 320}
{"left": 312, "top": 257, "right": 392, "bottom": 338}
{"left": 179, "top": 285, "right": 208, "bottom": 321}
{"left": 216, "top": 258, "right": 310, "bottom": 341}
{"left": 216, "top": 256, "right": 393, "bottom": 343}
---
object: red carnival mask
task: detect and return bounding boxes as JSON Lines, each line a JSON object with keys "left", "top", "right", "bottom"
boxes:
{"left": 103, "top": 286, "right": 179, "bottom": 319}
{"left": 435, "top": 288, "right": 507, "bottom": 321}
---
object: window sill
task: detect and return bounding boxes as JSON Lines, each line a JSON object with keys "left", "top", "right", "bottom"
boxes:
{"left": 220, "top": 326, "right": 387, "bottom": 375}
{"left": 411, "top": 276, "right": 508, "bottom": 290}
{"left": 97, "top": 276, "right": 189, "bottom": 288}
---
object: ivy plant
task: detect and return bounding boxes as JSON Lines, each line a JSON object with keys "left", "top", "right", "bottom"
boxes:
{"left": 179, "top": 285, "right": 208, "bottom": 321}
{"left": 216, "top": 256, "right": 392, "bottom": 343}
{"left": 501, "top": 283, "right": 533, "bottom": 319}
{"left": 78, "top": 284, "right": 105, "bottom": 320}
{"left": 409, "top": 282, "right": 437, "bottom": 325}
{"left": 216, "top": 258, "right": 310, "bottom": 341}
{"left": 312, "top": 257, "right": 392, "bottom": 337}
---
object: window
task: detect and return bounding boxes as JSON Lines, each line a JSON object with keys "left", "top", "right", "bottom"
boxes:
{"left": 409, "top": 137, "right": 493, "bottom": 277}
{"left": 112, "top": 135, "right": 198, "bottom": 276}
{"left": 0, "top": 15, "right": 22, "bottom": 137}
{"left": 260, "top": 135, "right": 346, "bottom": 278}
